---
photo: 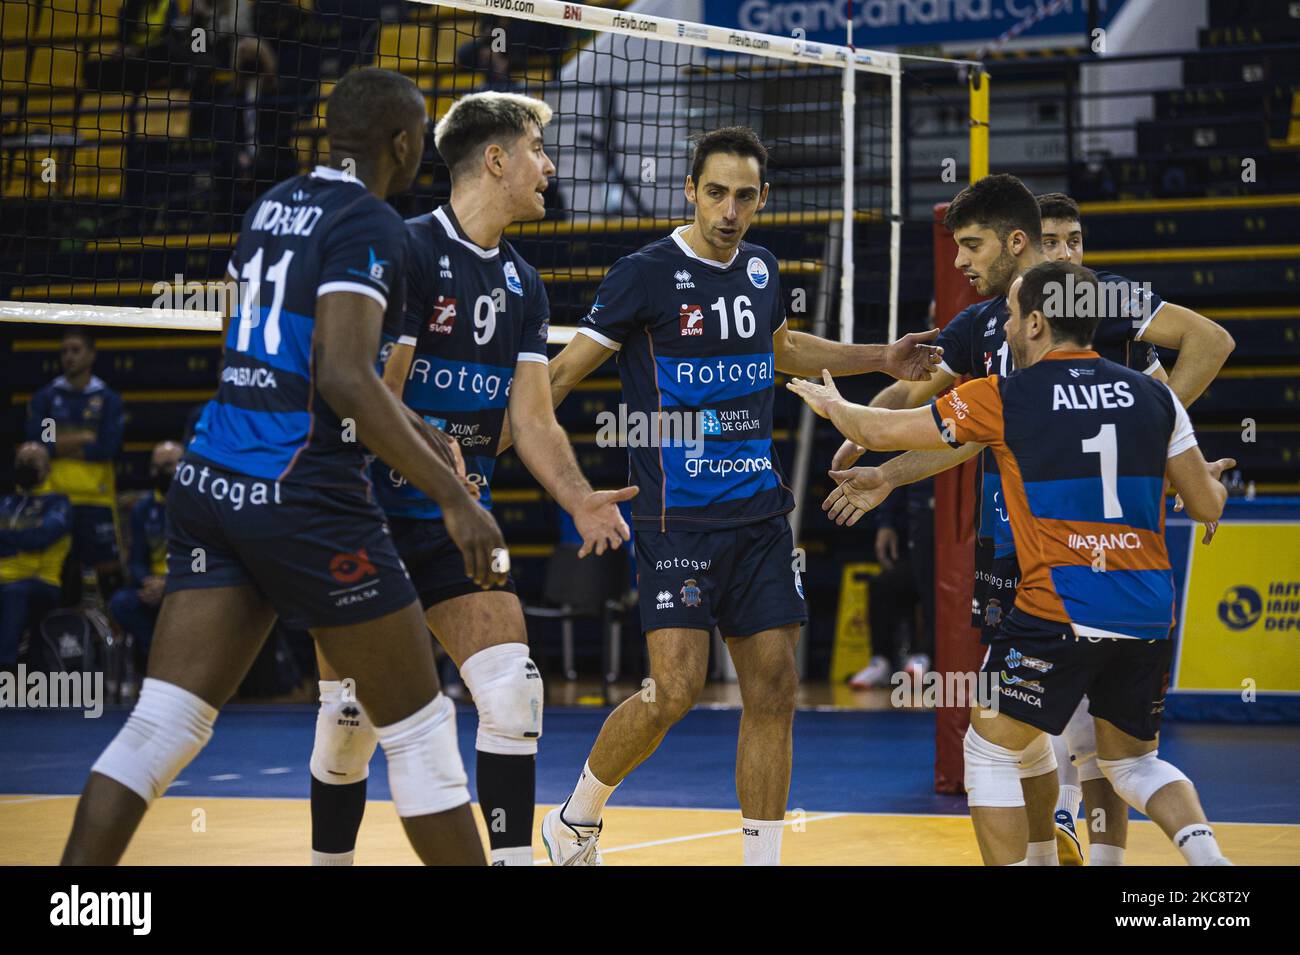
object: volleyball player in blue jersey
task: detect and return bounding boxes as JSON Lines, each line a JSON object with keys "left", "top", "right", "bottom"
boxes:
{"left": 62, "top": 69, "right": 503, "bottom": 866}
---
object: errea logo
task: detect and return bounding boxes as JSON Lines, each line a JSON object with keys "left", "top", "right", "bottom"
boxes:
{"left": 985, "top": 315, "right": 998, "bottom": 335}
{"left": 656, "top": 590, "right": 674, "bottom": 609}
{"left": 438, "top": 254, "right": 453, "bottom": 279}
{"left": 674, "top": 269, "right": 694, "bottom": 289}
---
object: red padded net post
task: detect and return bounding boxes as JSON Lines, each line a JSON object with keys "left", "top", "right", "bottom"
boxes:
{"left": 931, "top": 203, "right": 988, "bottom": 794}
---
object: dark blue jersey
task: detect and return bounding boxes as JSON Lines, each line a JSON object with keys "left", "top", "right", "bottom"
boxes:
{"left": 372, "top": 205, "right": 550, "bottom": 519}
{"left": 188, "top": 166, "right": 408, "bottom": 490}
{"left": 934, "top": 269, "right": 1165, "bottom": 557}
{"left": 579, "top": 227, "right": 793, "bottom": 531}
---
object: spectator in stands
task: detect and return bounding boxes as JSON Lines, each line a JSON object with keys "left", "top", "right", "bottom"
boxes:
{"left": 108, "top": 441, "right": 182, "bottom": 669}
{"left": 24, "top": 329, "right": 126, "bottom": 602}
{"left": 0, "top": 444, "right": 71, "bottom": 673}
{"left": 84, "top": 0, "right": 185, "bottom": 94}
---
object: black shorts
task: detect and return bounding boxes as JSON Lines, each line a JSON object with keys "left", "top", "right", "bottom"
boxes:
{"left": 982, "top": 630, "right": 1175, "bottom": 740}
{"left": 388, "top": 515, "right": 516, "bottom": 610}
{"left": 973, "top": 540, "right": 1020, "bottom": 643}
{"left": 634, "top": 515, "right": 807, "bottom": 637}
{"left": 163, "top": 459, "right": 417, "bottom": 630}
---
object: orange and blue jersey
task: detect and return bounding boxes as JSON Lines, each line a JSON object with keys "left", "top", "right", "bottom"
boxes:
{"left": 932, "top": 350, "right": 1197, "bottom": 641}
{"left": 934, "top": 270, "right": 1164, "bottom": 557}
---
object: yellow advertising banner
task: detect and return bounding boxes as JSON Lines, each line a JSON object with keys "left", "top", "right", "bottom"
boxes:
{"left": 1176, "top": 523, "right": 1300, "bottom": 693}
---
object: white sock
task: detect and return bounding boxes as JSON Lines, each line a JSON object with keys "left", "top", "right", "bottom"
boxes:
{"left": 311, "top": 849, "right": 355, "bottom": 866}
{"left": 1173, "top": 823, "right": 1228, "bottom": 865}
{"left": 1090, "top": 843, "right": 1125, "bottom": 866}
{"left": 741, "top": 817, "right": 784, "bottom": 866}
{"left": 1006, "top": 858, "right": 1028, "bottom": 866}
{"left": 1027, "top": 839, "right": 1059, "bottom": 866}
{"left": 1055, "top": 784, "right": 1082, "bottom": 818}
{"left": 490, "top": 846, "right": 534, "bottom": 867}
{"left": 565, "top": 760, "right": 617, "bottom": 826}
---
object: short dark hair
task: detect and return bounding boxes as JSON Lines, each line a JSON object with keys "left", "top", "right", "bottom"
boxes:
{"left": 690, "top": 126, "right": 768, "bottom": 186}
{"left": 1037, "top": 192, "right": 1081, "bottom": 223}
{"left": 326, "top": 67, "right": 425, "bottom": 159}
{"left": 944, "top": 173, "right": 1042, "bottom": 248}
{"left": 62, "top": 328, "right": 95, "bottom": 350}
{"left": 1017, "top": 261, "right": 1102, "bottom": 347}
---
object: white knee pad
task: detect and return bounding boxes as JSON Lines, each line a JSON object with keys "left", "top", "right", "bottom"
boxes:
{"left": 964, "top": 726, "right": 1027, "bottom": 808}
{"left": 374, "top": 694, "right": 469, "bottom": 817}
{"left": 309, "top": 680, "right": 378, "bottom": 785}
{"left": 1097, "top": 750, "right": 1189, "bottom": 815}
{"left": 91, "top": 678, "right": 217, "bottom": 803}
{"left": 460, "top": 642, "right": 542, "bottom": 756}
{"left": 1017, "top": 732, "right": 1058, "bottom": 779}
{"left": 1063, "top": 698, "right": 1102, "bottom": 780}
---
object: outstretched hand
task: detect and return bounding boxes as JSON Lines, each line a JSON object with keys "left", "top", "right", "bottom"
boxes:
{"left": 786, "top": 369, "right": 844, "bottom": 419}
{"left": 822, "top": 466, "right": 894, "bottom": 527}
{"left": 574, "top": 485, "right": 639, "bottom": 557}
{"left": 884, "top": 328, "right": 943, "bottom": 381}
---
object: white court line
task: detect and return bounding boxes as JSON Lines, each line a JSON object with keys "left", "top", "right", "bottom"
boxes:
{"left": 0, "top": 794, "right": 67, "bottom": 805}
{"left": 534, "top": 811, "right": 848, "bottom": 864}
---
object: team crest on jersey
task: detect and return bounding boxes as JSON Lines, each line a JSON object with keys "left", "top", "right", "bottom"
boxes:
{"left": 680, "top": 578, "right": 703, "bottom": 607}
{"left": 438, "top": 254, "right": 453, "bottom": 279}
{"left": 746, "top": 256, "right": 769, "bottom": 289}
{"left": 503, "top": 260, "right": 524, "bottom": 296}
{"left": 679, "top": 303, "right": 705, "bottom": 336}
{"left": 429, "top": 295, "right": 456, "bottom": 335}
{"left": 674, "top": 269, "right": 694, "bottom": 289}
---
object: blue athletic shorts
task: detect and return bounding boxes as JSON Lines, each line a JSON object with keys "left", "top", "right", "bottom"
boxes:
{"left": 388, "top": 515, "right": 516, "bottom": 610}
{"left": 633, "top": 515, "right": 807, "bottom": 637}
{"left": 163, "top": 457, "right": 416, "bottom": 630}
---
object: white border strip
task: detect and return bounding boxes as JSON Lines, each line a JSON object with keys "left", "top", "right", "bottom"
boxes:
{"left": 0, "top": 300, "right": 222, "bottom": 331}
{"left": 412, "top": 0, "right": 901, "bottom": 75}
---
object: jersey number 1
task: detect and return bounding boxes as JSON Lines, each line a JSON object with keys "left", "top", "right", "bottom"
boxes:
{"left": 1081, "top": 423, "right": 1123, "bottom": 519}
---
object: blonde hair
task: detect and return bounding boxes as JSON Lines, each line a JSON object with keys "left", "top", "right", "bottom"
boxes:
{"left": 434, "top": 92, "right": 553, "bottom": 176}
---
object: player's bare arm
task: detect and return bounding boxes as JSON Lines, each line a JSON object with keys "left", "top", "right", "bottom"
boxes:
{"left": 497, "top": 332, "right": 613, "bottom": 454}
{"left": 831, "top": 367, "right": 959, "bottom": 470}
{"left": 772, "top": 321, "right": 944, "bottom": 381}
{"left": 1138, "top": 302, "right": 1235, "bottom": 406}
{"left": 508, "top": 359, "right": 637, "bottom": 557}
{"left": 788, "top": 370, "right": 954, "bottom": 453}
{"left": 1167, "top": 448, "right": 1235, "bottom": 526}
{"left": 314, "top": 290, "right": 506, "bottom": 587}
{"left": 824, "top": 442, "right": 984, "bottom": 526}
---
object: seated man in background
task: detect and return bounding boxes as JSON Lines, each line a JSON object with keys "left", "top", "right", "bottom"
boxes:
{"left": 25, "top": 329, "right": 127, "bottom": 603}
{"left": 0, "top": 444, "right": 72, "bottom": 674}
{"left": 109, "top": 441, "right": 182, "bottom": 671}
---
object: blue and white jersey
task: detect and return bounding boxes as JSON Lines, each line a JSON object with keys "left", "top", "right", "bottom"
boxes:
{"left": 189, "top": 166, "right": 408, "bottom": 490}
{"left": 372, "top": 205, "right": 550, "bottom": 518}
{"left": 935, "top": 269, "right": 1166, "bottom": 557}
{"left": 578, "top": 226, "right": 794, "bottom": 531}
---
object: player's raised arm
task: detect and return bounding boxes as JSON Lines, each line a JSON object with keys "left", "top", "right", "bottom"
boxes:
{"left": 314, "top": 290, "right": 507, "bottom": 586}
{"left": 1137, "top": 302, "right": 1235, "bottom": 406}
{"left": 787, "top": 370, "right": 960, "bottom": 452}
{"left": 773, "top": 320, "right": 943, "bottom": 381}
{"left": 824, "top": 442, "right": 984, "bottom": 527}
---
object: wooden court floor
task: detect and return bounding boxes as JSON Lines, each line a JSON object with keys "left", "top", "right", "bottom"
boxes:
{"left": 3, "top": 795, "right": 1295, "bottom": 866}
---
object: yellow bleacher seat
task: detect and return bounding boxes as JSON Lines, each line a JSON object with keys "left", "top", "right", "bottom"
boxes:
{"left": 26, "top": 46, "right": 81, "bottom": 87}
{"left": 377, "top": 22, "right": 436, "bottom": 70}
{"left": 1, "top": 47, "right": 27, "bottom": 87}
{"left": 2, "top": 0, "right": 37, "bottom": 40}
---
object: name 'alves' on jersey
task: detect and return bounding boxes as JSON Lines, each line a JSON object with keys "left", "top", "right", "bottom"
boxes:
{"left": 933, "top": 351, "right": 1197, "bottom": 641}
{"left": 936, "top": 270, "right": 1165, "bottom": 557}
{"left": 578, "top": 226, "right": 794, "bottom": 531}
{"left": 372, "top": 205, "right": 550, "bottom": 518}
{"left": 189, "top": 166, "right": 408, "bottom": 489}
